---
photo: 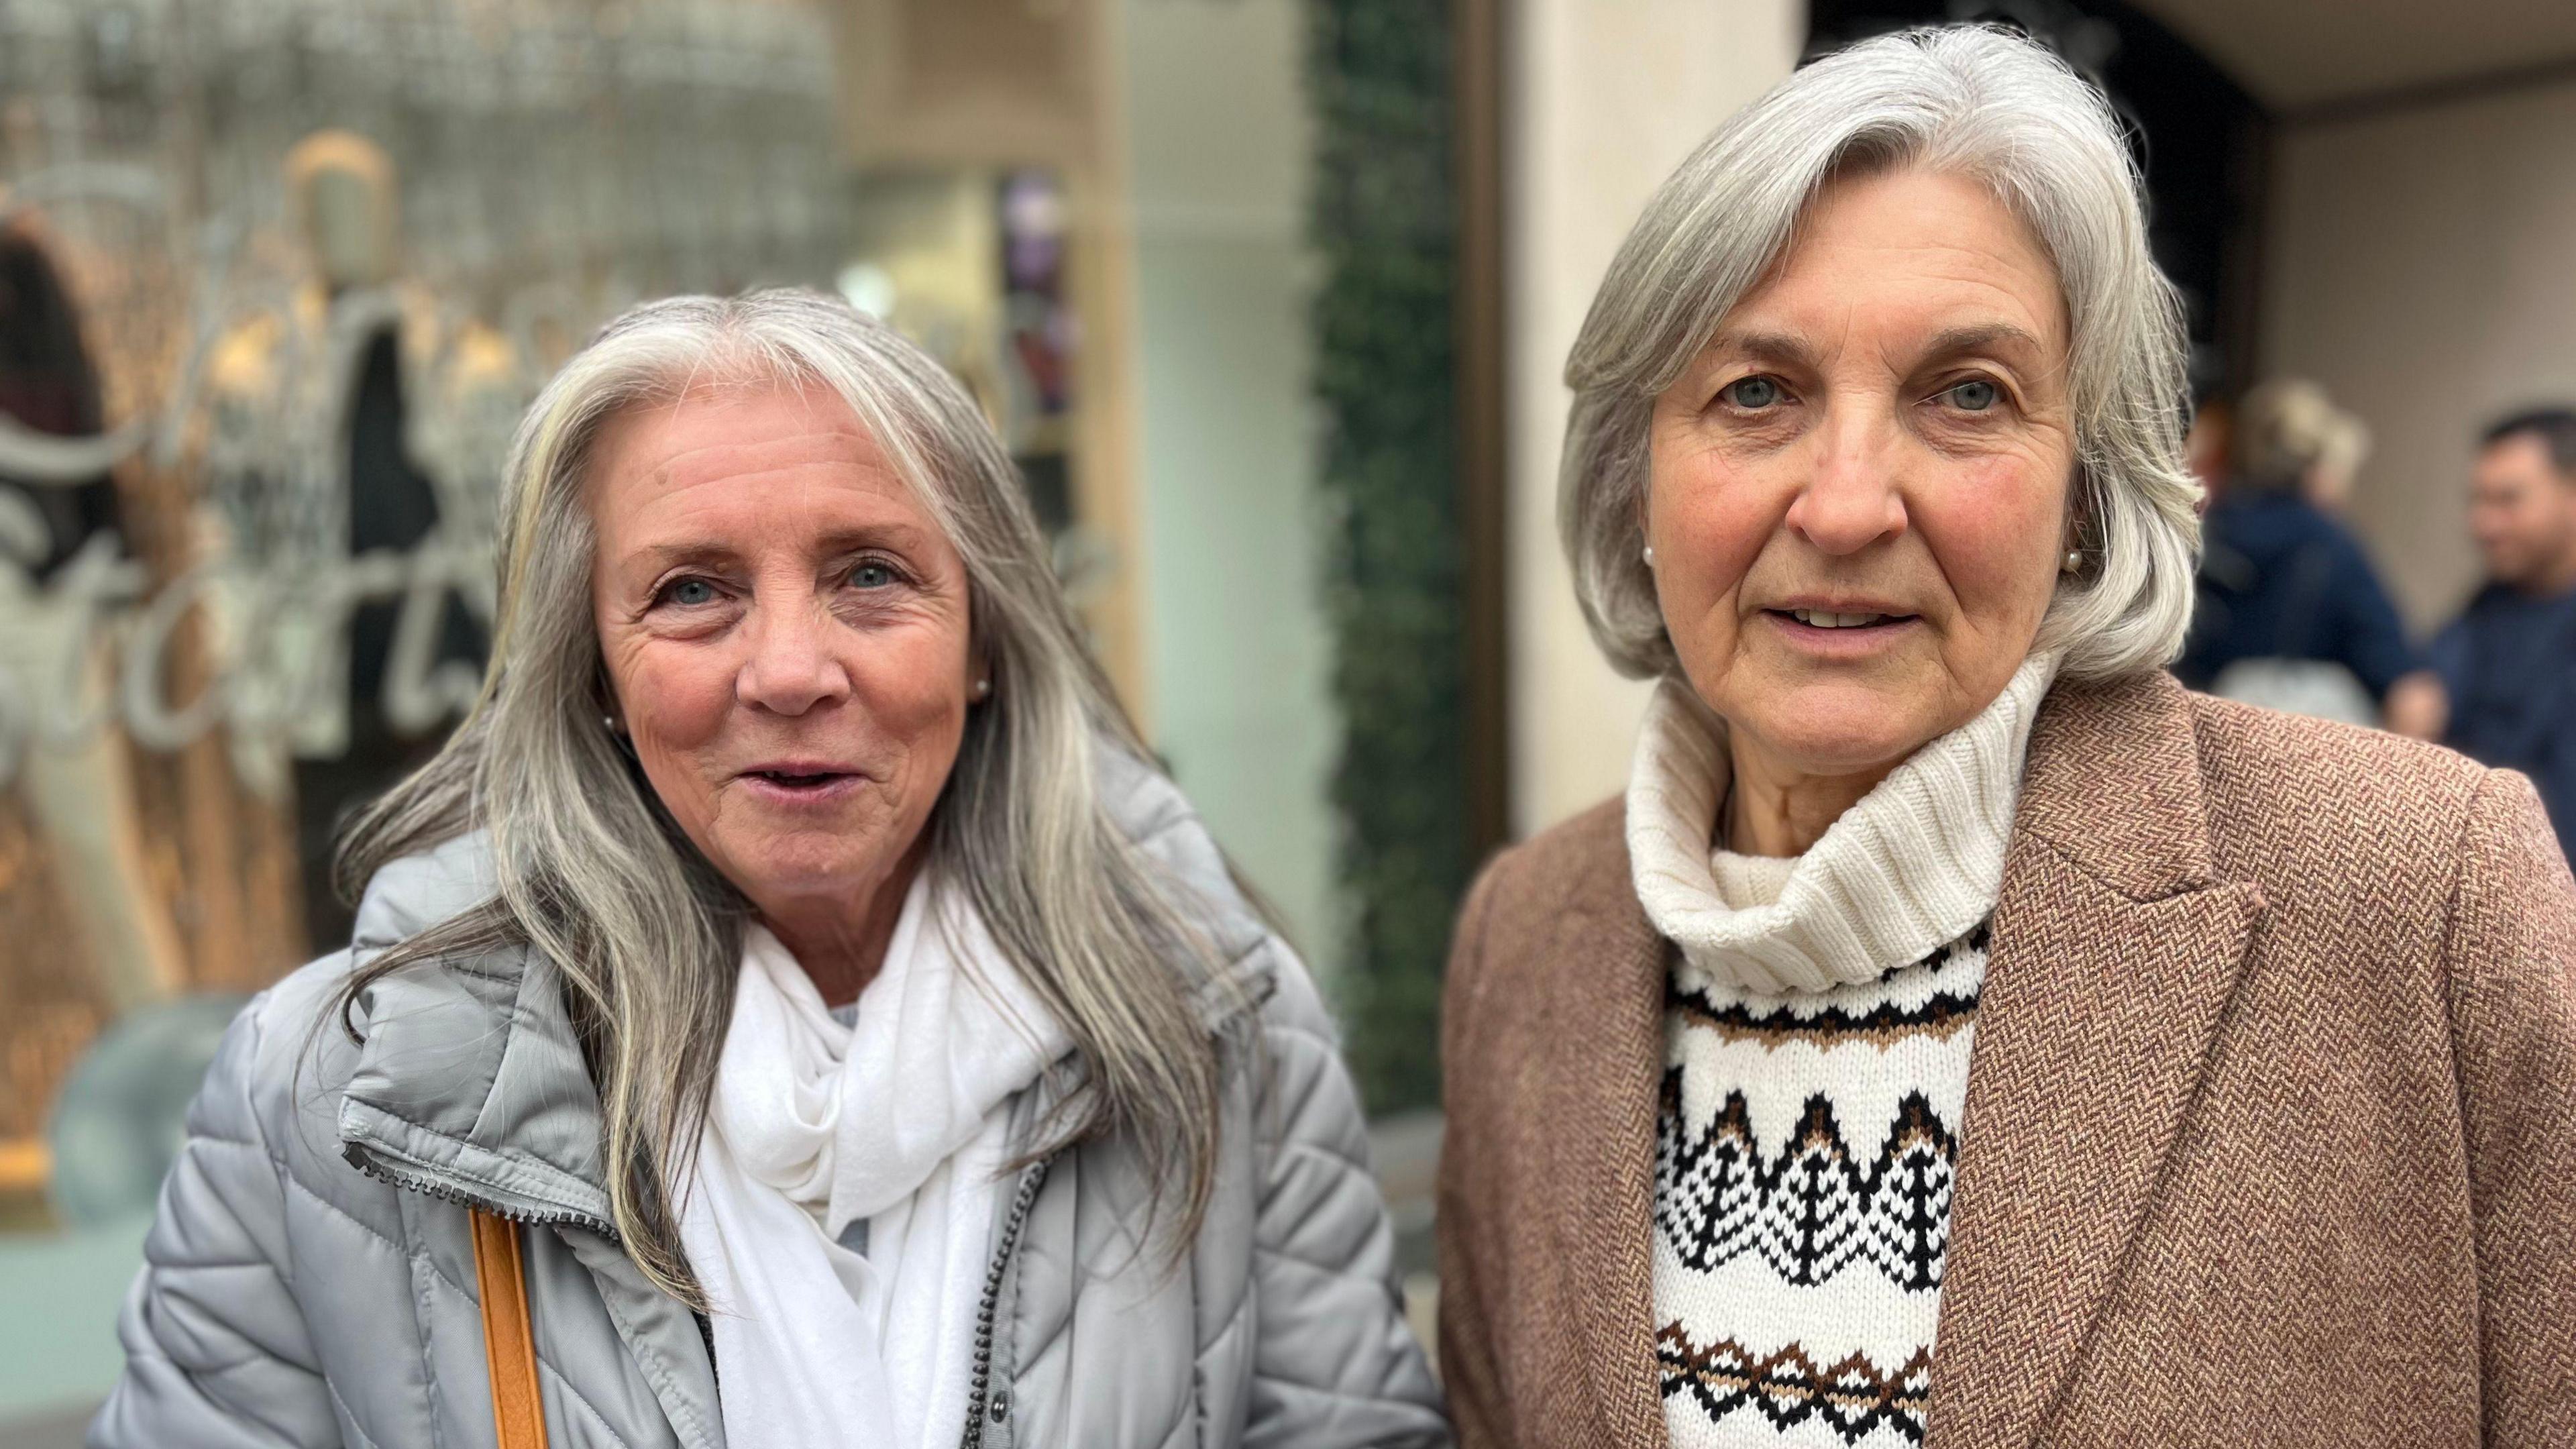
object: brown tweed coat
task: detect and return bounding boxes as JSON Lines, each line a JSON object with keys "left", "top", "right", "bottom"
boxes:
{"left": 1436, "top": 671, "right": 2576, "bottom": 1448}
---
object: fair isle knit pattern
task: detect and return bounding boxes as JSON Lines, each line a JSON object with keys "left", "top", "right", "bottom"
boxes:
{"left": 1655, "top": 924, "right": 1987, "bottom": 1446}
{"left": 1626, "top": 655, "right": 2055, "bottom": 1448}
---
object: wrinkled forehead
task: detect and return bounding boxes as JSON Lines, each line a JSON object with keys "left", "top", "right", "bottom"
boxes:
{"left": 621, "top": 418, "right": 885, "bottom": 494}
{"left": 1709, "top": 165, "right": 2072, "bottom": 366}
{"left": 585, "top": 379, "right": 905, "bottom": 494}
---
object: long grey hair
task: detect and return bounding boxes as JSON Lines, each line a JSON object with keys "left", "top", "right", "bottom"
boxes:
{"left": 334, "top": 288, "right": 1231, "bottom": 1306}
{"left": 1561, "top": 25, "right": 2202, "bottom": 682}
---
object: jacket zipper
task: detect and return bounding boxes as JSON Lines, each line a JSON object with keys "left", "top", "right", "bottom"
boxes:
{"left": 961, "top": 1151, "right": 1057, "bottom": 1449}
{"left": 342, "top": 1143, "right": 620, "bottom": 1240}
{"left": 955, "top": 970, "right": 1275, "bottom": 1446}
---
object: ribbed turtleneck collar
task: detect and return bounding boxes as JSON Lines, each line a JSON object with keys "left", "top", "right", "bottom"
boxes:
{"left": 1624, "top": 652, "right": 2059, "bottom": 995}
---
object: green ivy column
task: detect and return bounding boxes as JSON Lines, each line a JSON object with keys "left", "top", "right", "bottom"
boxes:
{"left": 1307, "top": 0, "right": 1468, "bottom": 1115}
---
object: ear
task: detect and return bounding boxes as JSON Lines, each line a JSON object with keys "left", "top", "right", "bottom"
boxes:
{"left": 2060, "top": 462, "right": 2100, "bottom": 557}
{"left": 592, "top": 658, "right": 627, "bottom": 727}
{"left": 1633, "top": 472, "right": 1660, "bottom": 568}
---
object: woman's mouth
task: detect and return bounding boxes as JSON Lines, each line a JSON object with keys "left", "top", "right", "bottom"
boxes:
{"left": 1785, "top": 608, "right": 1900, "bottom": 629}
{"left": 737, "top": 767, "right": 864, "bottom": 804}
{"left": 1765, "top": 606, "right": 1921, "bottom": 649}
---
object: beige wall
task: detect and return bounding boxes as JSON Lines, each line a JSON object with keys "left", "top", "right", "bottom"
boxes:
{"left": 2261, "top": 78, "right": 2576, "bottom": 629}
{"left": 1505, "top": 0, "right": 1802, "bottom": 837}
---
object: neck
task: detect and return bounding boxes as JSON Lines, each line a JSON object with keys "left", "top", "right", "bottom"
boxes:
{"left": 2528, "top": 546, "right": 2576, "bottom": 598}
{"left": 757, "top": 841, "right": 927, "bottom": 1008}
{"left": 1721, "top": 742, "right": 1896, "bottom": 858}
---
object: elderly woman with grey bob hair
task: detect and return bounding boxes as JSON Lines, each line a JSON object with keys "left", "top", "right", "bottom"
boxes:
{"left": 97, "top": 290, "right": 1448, "bottom": 1449}
{"left": 1438, "top": 26, "right": 2576, "bottom": 1449}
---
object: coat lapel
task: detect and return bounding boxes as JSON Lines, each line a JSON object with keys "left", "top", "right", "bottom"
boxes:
{"left": 1547, "top": 825, "right": 1674, "bottom": 1448}
{"left": 1925, "top": 674, "right": 2265, "bottom": 1448}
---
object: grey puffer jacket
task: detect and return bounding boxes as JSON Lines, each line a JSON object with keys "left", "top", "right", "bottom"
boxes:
{"left": 93, "top": 755, "right": 1447, "bottom": 1449}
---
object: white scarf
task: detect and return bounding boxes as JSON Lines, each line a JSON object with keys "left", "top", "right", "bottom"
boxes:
{"left": 1624, "top": 651, "right": 2058, "bottom": 994}
{"left": 678, "top": 871, "right": 1069, "bottom": 1449}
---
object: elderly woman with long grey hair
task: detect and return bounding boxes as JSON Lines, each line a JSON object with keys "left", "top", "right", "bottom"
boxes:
{"left": 1438, "top": 27, "right": 2576, "bottom": 1449}
{"left": 96, "top": 290, "right": 1447, "bottom": 1449}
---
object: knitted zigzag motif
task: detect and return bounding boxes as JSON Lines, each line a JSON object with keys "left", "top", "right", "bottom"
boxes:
{"left": 1656, "top": 1325, "right": 1932, "bottom": 1445}
{"left": 1670, "top": 976, "right": 1979, "bottom": 1049}
{"left": 1656, "top": 1079, "right": 1958, "bottom": 1290}
{"left": 1669, "top": 923, "right": 1986, "bottom": 1049}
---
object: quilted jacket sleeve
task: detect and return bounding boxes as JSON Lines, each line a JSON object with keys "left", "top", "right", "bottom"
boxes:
{"left": 1243, "top": 942, "right": 1451, "bottom": 1448}
{"left": 90, "top": 988, "right": 342, "bottom": 1448}
{"left": 2442, "top": 771, "right": 2576, "bottom": 1446}
{"left": 1099, "top": 744, "right": 1448, "bottom": 1446}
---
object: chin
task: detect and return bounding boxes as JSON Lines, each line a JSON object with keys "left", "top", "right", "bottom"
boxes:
{"left": 716, "top": 833, "right": 888, "bottom": 904}
{"left": 1737, "top": 680, "right": 1945, "bottom": 777}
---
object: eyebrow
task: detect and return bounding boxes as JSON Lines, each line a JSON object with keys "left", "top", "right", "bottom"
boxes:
{"left": 627, "top": 523, "right": 932, "bottom": 577}
{"left": 631, "top": 541, "right": 737, "bottom": 576}
{"left": 1706, "top": 321, "right": 2051, "bottom": 372}
{"left": 1707, "top": 329, "right": 1821, "bottom": 370}
{"left": 1915, "top": 323, "right": 2049, "bottom": 366}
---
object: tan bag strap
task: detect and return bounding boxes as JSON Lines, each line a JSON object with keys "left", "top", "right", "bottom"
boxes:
{"left": 469, "top": 1208, "right": 551, "bottom": 1449}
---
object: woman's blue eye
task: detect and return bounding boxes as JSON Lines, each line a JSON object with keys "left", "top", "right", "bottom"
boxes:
{"left": 1722, "top": 376, "right": 1780, "bottom": 409}
{"left": 667, "top": 578, "right": 716, "bottom": 606}
{"left": 1945, "top": 378, "right": 2000, "bottom": 411}
{"left": 849, "top": 561, "right": 896, "bottom": 589}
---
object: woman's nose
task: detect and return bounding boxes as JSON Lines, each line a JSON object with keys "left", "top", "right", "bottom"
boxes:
{"left": 1784, "top": 407, "right": 1910, "bottom": 555}
{"left": 737, "top": 600, "right": 852, "bottom": 716}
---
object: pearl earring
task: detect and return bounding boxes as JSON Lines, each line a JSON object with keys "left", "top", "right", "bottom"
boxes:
{"left": 973, "top": 677, "right": 992, "bottom": 700}
{"left": 601, "top": 713, "right": 618, "bottom": 733}
{"left": 2061, "top": 548, "right": 2083, "bottom": 574}
{"left": 1642, "top": 543, "right": 1657, "bottom": 568}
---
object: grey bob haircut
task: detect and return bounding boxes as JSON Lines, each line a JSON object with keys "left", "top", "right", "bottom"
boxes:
{"left": 1561, "top": 24, "right": 2202, "bottom": 682}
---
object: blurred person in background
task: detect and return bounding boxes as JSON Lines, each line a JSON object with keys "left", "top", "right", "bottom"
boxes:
{"left": 2431, "top": 407, "right": 2576, "bottom": 859}
{"left": 2181, "top": 388, "right": 2232, "bottom": 503}
{"left": 2177, "top": 378, "right": 2444, "bottom": 735}
{"left": 1436, "top": 28, "right": 2576, "bottom": 1449}
{"left": 94, "top": 291, "right": 1446, "bottom": 1449}
{"left": 2296, "top": 388, "right": 2368, "bottom": 516}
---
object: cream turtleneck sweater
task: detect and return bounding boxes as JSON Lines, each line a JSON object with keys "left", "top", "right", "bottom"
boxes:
{"left": 1625, "top": 653, "right": 2056, "bottom": 1449}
